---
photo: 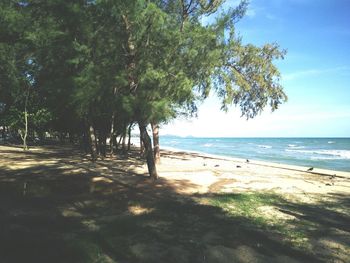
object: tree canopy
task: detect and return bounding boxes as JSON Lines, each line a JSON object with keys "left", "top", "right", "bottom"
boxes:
{"left": 0, "top": 0, "right": 287, "bottom": 179}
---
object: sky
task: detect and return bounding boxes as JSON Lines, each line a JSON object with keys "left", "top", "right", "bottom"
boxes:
{"left": 161, "top": 0, "right": 350, "bottom": 137}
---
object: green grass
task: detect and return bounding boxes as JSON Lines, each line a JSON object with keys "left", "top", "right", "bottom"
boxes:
{"left": 206, "top": 192, "right": 313, "bottom": 250}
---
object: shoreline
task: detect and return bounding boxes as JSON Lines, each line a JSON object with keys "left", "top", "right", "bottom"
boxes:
{"left": 159, "top": 146, "right": 350, "bottom": 179}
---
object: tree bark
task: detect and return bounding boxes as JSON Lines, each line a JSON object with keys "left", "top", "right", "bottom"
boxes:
{"left": 1, "top": 126, "right": 5, "bottom": 141}
{"left": 116, "top": 135, "right": 123, "bottom": 150}
{"left": 21, "top": 89, "right": 29, "bottom": 150}
{"left": 151, "top": 121, "right": 160, "bottom": 164}
{"left": 140, "top": 134, "right": 145, "bottom": 155}
{"left": 88, "top": 123, "right": 97, "bottom": 161}
{"left": 23, "top": 110, "right": 28, "bottom": 150}
{"left": 109, "top": 113, "right": 115, "bottom": 155}
{"left": 82, "top": 130, "right": 89, "bottom": 153}
{"left": 127, "top": 123, "right": 132, "bottom": 151}
{"left": 109, "top": 87, "right": 117, "bottom": 155}
{"left": 139, "top": 122, "right": 158, "bottom": 180}
{"left": 99, "top": 131, "right": 107, "bottom": 158}
{"left": 122, "top": 128, "right": 127, "bottom": 153}
{"left": 94, "top": 129, "right": 99, "bottom": 155}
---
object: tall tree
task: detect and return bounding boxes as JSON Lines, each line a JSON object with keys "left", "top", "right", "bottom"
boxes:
{"left": 0, "top": 0, "right": 287, "bottom": 180}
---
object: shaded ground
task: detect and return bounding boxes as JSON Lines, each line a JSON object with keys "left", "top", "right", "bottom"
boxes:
{"left": 0, "top": 145, "right": 349, "bottom": 262}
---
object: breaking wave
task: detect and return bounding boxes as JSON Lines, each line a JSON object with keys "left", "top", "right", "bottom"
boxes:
{"left": 287, "top": 144, "right": 305, "bottom": 149}
{"left": 257, "top": 145, "right": 272, "bottom": 149}
{"left": 286, "top": 149, "right": 350, "bottom": 159}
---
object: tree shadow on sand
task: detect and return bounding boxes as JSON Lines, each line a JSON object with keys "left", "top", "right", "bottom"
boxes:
{"left": 0, "top": 146, "right": 349, "bottom": 263}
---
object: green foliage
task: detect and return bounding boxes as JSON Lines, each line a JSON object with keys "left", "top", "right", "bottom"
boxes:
{"left": 0, "top": 0, "right": 286, "bottom": 144}
{"left": 32, "top": 108, "right": 53, "bottom": 131}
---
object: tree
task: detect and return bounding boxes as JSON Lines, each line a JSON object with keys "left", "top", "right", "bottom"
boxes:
{"left": 0, "top": 0, "right": 286, "bottom": 180}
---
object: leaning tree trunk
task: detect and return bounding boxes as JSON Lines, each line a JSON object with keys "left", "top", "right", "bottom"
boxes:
{"left": 139, "top": 122, "right": 158, "bottom": 180}
{"left": 151, "top": 121, "right": 160, "bottom": 164}
{"left": 123, "top": 14, "right": 156, "bottom": 179}
{"left": 88, "top": 123, "right": 97, "bottom": 161}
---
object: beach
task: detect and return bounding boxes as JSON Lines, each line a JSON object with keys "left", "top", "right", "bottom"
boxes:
{"left": 154, "top": 149, "right": 350, "bottom": 198}
{"left": 157, "top": 137, "right": 350, "bottom": 172}
{"left": 1, "top": 145, "right": 349, "bottom": 262}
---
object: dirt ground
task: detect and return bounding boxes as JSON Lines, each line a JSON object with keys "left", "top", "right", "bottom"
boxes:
{"left": 0, "top": 145, "right": 349, "bottom": 263}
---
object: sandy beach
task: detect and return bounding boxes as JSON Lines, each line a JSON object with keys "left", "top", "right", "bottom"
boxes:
{"left": 152, "top": 149, "right": 350, "bottom": 205}
{"left": 1, "top": 145, "right": 349, "bottom": 262}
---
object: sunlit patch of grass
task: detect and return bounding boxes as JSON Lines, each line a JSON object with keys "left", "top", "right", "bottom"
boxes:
{"left": 206, "top": 192, "right": 313, "bottom": 250}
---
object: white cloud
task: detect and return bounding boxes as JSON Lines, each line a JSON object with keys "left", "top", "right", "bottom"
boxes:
{"left": 283, "top": 66, "right": 350, "bottom": 81}
{"left": 246, "top": 8, "right": 256, "bottom": 18}
{"left": 160, "top": 96, "right": 350, "bottom": 138}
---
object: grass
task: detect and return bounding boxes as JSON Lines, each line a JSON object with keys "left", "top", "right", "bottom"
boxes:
{"left": 206, "top": 192, "right": 315, "bottom": 250}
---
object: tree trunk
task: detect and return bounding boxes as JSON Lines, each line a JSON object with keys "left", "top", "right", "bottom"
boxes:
{"left": 139, "top": 122, "right": 158, "bottom": 180}
{"left": 122, "top": 14, "right": 137, "bottom": 92}
{"left": 109, "top": 114, "right": 115, "bottom": 155}
{"left": 109, "top": 87, "right": 117, "bottom": 155}
{"left": 21, "top": 89, "right": 29, "bottom": 150}
{"left": 112, "top": 135, "right": 117, "bottom": 152}
{"left": 99, "top": 132, "right": 107, "bottom": 158}
{"left": 69, "top": 132, "right": 74, "bottom": 144}
{"left": 82, "top": 131, "right": 89, "bottom": 153}
{"left": 122, "top": 129, "right": 127, "bottom": 153}
{"left": 23, "top": 110, "right": 28, "bottom": 150}
{"left": 116, "top": 135, "right": 123, "bottom": 151}
{"left": 140, "top": 134, "right": 144, "bottom": 155}
{"left": 94, "top": 129, "right": 99, "bottom": 155}
{"left": 88, "top": 123, "right": 97, "bottom": 161}
{"left": 151, "top": 121, "right": 160, "bottom": 164}
{"left": 98, "top": 132, "right": 102, "bottom": 156}
{"left": 127, "top": 123, "right": 132, "bottom": 151}
{"left": 1, "top": 126, "right": 5, "bottom": 141}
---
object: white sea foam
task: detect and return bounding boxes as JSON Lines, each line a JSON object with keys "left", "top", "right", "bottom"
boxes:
{"left": 203, "top": 143, "right": 213, "bottom": 147}
{"left": 257, "top": 145, "right": 272, "bottom": 149}
{"left": 310, "top": 156, "right": 342, "bottom": 160}
{"left": 287, "top": 144, "right": 305, "bottom": 149}
{"left": 286, "top": 149, "right": 350, "bottom": 159}
{"left": 218, "top": 145, "right": 235, "bottom": 148}
{"left": 328, "top": 141, "right": 335, "bottom": 144}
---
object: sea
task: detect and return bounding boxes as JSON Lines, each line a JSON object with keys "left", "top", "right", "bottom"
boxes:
{"left": 159, "top": 137, "right": 350, "bottom": 172}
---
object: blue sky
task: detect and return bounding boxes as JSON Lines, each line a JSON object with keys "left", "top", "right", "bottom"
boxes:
{"left": 162, "top": 0, "right": 350, "bottom": 137}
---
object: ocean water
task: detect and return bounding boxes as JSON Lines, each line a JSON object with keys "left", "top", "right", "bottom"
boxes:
{"left": 159, "top": 137, "right": 350, "bottom": 172}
